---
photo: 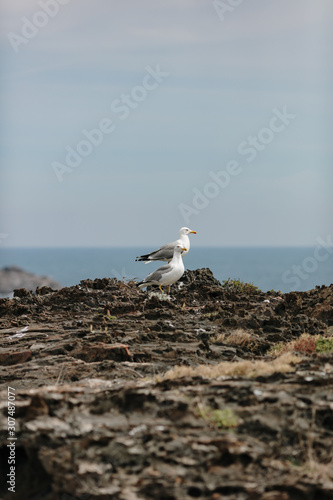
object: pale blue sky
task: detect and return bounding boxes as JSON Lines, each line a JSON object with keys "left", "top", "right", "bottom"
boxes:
{"left": 1, "top": 0, "right": 332, "bottom": 247}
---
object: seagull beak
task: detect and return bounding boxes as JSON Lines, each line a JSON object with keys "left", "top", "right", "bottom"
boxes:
{"left": 190, "top": 230, "right": 197, "bottom": 234}
{"left": 182, "top": 247, "right": 187, "bottom": 251}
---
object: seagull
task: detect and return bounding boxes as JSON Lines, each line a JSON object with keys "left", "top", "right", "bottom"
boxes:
{"left": 138, "top": 244, "right": 187, "bottom": 294}
{"left": 135, "top": 227, "right": 196, "bottom": 264}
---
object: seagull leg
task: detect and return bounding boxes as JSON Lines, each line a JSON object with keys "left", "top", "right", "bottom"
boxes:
{"left": 159, "top": 285, "right": 163, "bottom": 293}
{"left": 168, "top": 285, "right": 171, "bottom": 294}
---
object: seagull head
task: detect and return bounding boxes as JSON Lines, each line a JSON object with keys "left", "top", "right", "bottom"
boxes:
{"left": 179, "top": 227, "right": 197, "bottom": 236}
{"left": 175, "top": 244, "right": 187, "bottom": 253}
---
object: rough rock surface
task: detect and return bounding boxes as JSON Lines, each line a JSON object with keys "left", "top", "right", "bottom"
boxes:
{"left": 0, "top": 269, "right": 332, "bottom": 500}
{"left": 0, "top": 266, "right": 62, "bottom": 296}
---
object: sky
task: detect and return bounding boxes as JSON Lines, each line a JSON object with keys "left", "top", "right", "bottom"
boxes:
{"left": 0, "top": 0, "right": 332, "bottom": 248}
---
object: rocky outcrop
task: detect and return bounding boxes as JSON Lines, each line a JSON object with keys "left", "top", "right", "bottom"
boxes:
{"left": 0, "top": 270, "right": 332, "bottom": 500}
{"left": 0, "top": 266, "right": 61, "bottom": 296}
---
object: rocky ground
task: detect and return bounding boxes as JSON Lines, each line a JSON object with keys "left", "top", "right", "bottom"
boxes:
{"left": 0, "top": 269, "right": 332, "bottom": 500}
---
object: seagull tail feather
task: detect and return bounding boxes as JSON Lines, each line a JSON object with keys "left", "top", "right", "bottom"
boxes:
{"left": 135, "top": 253, "right": 152, "bottom": 262}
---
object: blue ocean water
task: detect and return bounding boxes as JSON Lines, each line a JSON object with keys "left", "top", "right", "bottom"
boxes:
{"left": 0, "top": 247, "right": 332, "bottom": 294}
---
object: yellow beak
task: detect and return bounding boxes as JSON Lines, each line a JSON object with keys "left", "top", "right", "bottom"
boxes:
{"left": 182, "top": 247, "right": 187, "bottom": 251}
{"left": 190, "top": 230, "right": 197, "bottom": 234}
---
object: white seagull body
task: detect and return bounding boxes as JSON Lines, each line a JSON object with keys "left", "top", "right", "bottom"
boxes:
{"left": 135, "top": 227, "right": 196, "bottom": 264}
{"left": 138, "top": 244, "right": 186, "bottom": 293}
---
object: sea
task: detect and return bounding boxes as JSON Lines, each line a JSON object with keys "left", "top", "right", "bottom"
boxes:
{"left": 0, "top": 247, "right": 332, "bottom": 297}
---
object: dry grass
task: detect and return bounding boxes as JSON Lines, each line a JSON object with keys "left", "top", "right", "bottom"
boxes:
{"left": 268, "top": 333, "right": 319, "bottom": 357}
{"left": 302, "top": 459, "right": 333, "bottom": 483}
{"left": 157, "top": 352, "right": 301, "bottom": 382}
{"left": 213, "top": 328, "right": 254, "bottom": 347}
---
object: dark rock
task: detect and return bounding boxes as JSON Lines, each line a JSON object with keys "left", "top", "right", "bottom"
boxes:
{"left": 73, "top": 343, "right": 132, "bottom": 362}
{"left": 0, "top": 349, "right": 32, "bottom": 365}
{"left": 13, "top": 288, "right": 32, "bottom": 298}
{"left": 35, "top": 286, "right": 57, "bottom": 295}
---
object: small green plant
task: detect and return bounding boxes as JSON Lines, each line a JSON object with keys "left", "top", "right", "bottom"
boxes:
{"left": 286, "top": 456, "right": 302, "bottom": 467}
{"left": 222, "top": 278, "right": 259, "bottom": 293}
{"left": 267, "top": 342, "right": 285, "bottom": 357}
{"left": 316, "top": 338, "right": 333, "bottom": 353}
{"left": 197, "top": 403, "right": 239, "bottom": 429}
{"left": 202, "top": 311, "right": 220, "bottom": 319}
{"left": 212, "top": 408, "right": 239, "bottom": 428}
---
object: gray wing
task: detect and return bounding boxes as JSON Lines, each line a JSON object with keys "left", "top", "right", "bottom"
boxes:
{"left": 149, "top": 241, "right": 177, "bottom": 261}
{"left": 144, "top": 263, "right": 172, "bottom": 283}
{"left": 136, "top": 240, "right": 177, "bottom": 262}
